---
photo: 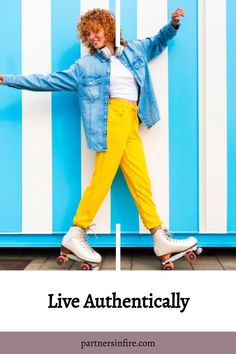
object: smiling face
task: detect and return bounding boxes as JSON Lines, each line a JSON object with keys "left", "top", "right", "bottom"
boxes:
{"left": 78, "top": 9, "right": 126, "bottom": 55}
{"left": 86, "top": 28, "right": 107, "bottom": 50}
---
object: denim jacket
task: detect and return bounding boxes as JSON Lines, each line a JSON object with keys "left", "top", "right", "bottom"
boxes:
{"left": 3, "top": 22, "right": 178, "bottom": 151}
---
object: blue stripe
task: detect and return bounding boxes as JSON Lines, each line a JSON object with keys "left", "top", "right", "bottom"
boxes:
{"left": 168, "top": 0, "right": 199, "bottom": 232}
{"left": 120, "top": 0, "right": 137, "bottom": 40}
{"left": 110, "top": 0, "right": 139, "bottom": 233}
{"left": 0, "top": 0, "right": 22, "bottom": 232}
{"left": 227, "top": 0, "right": 236, "bottom": 231}
{"left": 51, "top": 0, "right": 81, "bottom": 232}
{"left": 2, "top": 233, "right": 236, "bottom": 248}
{"left": 109, "top": 0, "right": 116, "bottom": 15}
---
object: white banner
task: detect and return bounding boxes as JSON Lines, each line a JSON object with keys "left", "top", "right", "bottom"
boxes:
{"left": 0, "top": 271, "right": 235, "bottom": 331}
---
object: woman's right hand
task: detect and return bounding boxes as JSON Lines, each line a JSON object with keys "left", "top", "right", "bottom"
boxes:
{"left": 0, "top": 74, "right": 4, "bottom": 84}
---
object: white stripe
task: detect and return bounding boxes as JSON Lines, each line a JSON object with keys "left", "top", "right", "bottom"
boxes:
{"left": 115, "top": 0, "right": 120, "bottom": 47}
{"left": 115, "top": 223, "right": 121, "bottom": 271}
{"left": 199, "top": 0, "right": 227, "bottom": 233}
{"left": 80, "top": 0, "right": 110, "bottom": 233}
{"left": 137, "top": 0, "right": 169, "bottom": 233}
{"left": 198, "top": 0, "right": 207, "bottom": 233}
{"left": 22, "top": 0, "right": 52, "bottom": 233}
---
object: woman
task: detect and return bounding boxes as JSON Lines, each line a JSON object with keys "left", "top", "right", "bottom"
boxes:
{"left": 0, "top": 8, "right": 198, "bottom": 269}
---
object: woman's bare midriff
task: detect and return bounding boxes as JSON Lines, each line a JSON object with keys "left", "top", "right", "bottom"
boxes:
{"left": 109, "top": 97, "right": 137, "bottom": 106}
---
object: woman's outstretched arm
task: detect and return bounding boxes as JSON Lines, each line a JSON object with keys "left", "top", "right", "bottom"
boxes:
{"left": 132, "top": 8, "right": 185, "bottom": 62}
{"left": 0, "top": 62, "right": 79, "bottom": 92}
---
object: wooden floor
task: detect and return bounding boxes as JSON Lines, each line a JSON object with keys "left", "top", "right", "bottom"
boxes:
{"left": 0, "top": 247, "right": 236, "bottom": 270}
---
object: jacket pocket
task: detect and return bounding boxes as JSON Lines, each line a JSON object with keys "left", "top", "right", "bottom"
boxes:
{"left": 80, "top": 76, "right": 102, "bottom": 101}
{"left": 132, "top": 57, "right": 145, "bottom": 69}
{"left": 132, "top": 57, "right": 145, "bottom": 86}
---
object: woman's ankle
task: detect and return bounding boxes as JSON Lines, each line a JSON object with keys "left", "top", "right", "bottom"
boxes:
{"left": 150, "top": 224, "right": 162, "bottom": 235}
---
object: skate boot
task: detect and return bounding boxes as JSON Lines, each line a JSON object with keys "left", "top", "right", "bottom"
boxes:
{"left": 153, "top": 226, "right": 202, "bottom": 270}
{"left": 56, "top": 225, "right": 102, "bottom": 270}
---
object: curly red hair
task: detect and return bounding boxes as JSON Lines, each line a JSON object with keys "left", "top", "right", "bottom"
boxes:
{"left": 77, "top": 8, "right": 126, "bottom": 54}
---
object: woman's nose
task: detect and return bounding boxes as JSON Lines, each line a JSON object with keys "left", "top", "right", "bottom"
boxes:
{"left": 88, "top": 32, "right": 95, "bottom": 41}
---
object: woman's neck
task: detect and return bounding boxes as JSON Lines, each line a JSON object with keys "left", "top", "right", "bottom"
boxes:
{"left": 104, "top": 43, "right": 115, "bottom": 55}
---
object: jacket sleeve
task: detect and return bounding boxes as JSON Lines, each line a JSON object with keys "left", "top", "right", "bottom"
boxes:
{"left": 133, "top": 22, "right": 179, "bottom": 62}
{"left": 2, "top": 63, "right": 79, "bottom": 92}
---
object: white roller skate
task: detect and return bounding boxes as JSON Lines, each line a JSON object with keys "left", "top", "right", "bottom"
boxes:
{"left": 56, "top": 225, "right": 102, "bottom": 270}
{"left": 153, "top": 226, "right": 202, "bottom": 270}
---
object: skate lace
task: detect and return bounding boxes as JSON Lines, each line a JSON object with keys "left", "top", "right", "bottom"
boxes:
{"left": 85, "top": 223, "right": 97, "bottom": 239}
{"left": 80, "top": 224, "right": 98, "bottom": 255}
{"left": 163, "top": 228, "right": 179, "bottom": 243}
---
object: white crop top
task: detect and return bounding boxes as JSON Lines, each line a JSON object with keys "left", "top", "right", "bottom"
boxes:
{"left": 109, "top": 55, "right": 139, "bottom": 101}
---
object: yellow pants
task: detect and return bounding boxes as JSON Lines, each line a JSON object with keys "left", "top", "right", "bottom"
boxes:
{"left": 73, "top": 98, "right": 163, "bottom": 230}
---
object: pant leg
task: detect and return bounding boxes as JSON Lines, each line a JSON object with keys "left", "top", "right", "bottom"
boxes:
{"left": 120, "top": 112, "right": 163, "bottom": 230}
{"left": 73, "top": 100, "right": 131, "bottom": 228}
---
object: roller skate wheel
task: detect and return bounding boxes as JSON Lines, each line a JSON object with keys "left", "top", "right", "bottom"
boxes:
{"left": 185, "top": 251, "right": 197, "bottom": 263}
{"left": 56, "top": 255, "right": 68, "bottom": 266}
{"left": 92, "top": 265, "right": 100, "bottom": 271}
{"left": 162, "top": 262, "right": 174, "bottom": 270}
{"left": 196, "top": 247, "right": 203, "bottom": 256}
{"left": 80, "top": 262, "right": 92, "bottom": 271}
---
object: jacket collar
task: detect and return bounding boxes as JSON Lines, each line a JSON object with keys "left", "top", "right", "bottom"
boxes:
{"left": 94, "top": 51, "right": 109, "bottom": 62}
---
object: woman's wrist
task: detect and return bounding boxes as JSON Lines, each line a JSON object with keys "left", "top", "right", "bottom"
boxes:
{"left": 171, "top": 21, "right": 180, "bottom": 30}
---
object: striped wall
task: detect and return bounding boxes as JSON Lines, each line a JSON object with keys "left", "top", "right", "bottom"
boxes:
{"left": 226, "top": 0, "right": 236, "bottom": 232}
{"left": 0, "top": 0, "right": 236, "bottom": 237}
{"left": 0, "top": 0, "right": 22, "bottom": 232}
{"left": 21, "top": 0, "right": 52, "bottom": 233}
{"left": 51, "top": 0, "right": 81, "bottom": 233}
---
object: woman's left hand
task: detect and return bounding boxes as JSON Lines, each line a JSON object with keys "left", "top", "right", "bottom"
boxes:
{"left": 171, "top": 8, "right": 185, "bottom": 28}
